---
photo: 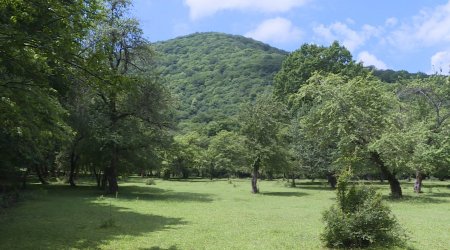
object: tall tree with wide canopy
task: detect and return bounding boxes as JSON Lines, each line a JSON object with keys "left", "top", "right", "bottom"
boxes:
{"left": 85, "top": 0, "right": 172, "bottom": 193}
{"left": 293, "top": 74, "right": 405, "bottom": 198}
{"left": 0, "top": 0, "right": 100, "bottom": 186}
{"left": 274, "top": 41, "right": 365, "bottom": 105}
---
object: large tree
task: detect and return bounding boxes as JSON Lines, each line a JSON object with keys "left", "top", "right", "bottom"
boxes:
{"left": 389, "top": 75, "right": 450, "bottom": 192}
{"left": 0, "top": 0, "right": 100, "bottom": 186}
{"left": 79, "top": 0, "right": 172, "bottom": 193}
{"left": 274, "top": 41, "right": 365, "bottom": 105}
{"left": 293, "top": 73, "right": 404, "bottom": 198}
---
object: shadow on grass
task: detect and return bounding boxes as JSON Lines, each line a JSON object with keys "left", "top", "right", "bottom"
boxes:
{"left": 292, "top": 183, "right": 334, "bottom": 191}
{"left": 0, "top": 184, "right": 188, "bottom": 250}
{"left": 260, "top": 191, "right": 308, "bottom": 197}
{"left": 141, "top": 246, "right": 178, "bottom": 250}
{"left": 118, "top": 185, "right": 214, "bottom": 202}
{"left": 383, "top": 194, "right": 449, "bottom": 204}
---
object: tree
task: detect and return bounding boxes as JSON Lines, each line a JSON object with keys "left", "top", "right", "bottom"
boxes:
{"left": 0, "top": 0, "right": 100, "bottom": 186}
{"left": 239, "top": 94, "right": 289, "bottom": 193}
{"left": 82, "top": 0, "right": 172, "bottom": 193}
{"left": 274, "top": 41, "right": 365, "bottom": 105}
{"left": 391, "top": 75, "right": 450, "bottom": 192}
{"left": 207, "top": 130, "right": 248, "bottom": 178}
{"left": 293, "top": 73, "right": 404, "bottom": 198}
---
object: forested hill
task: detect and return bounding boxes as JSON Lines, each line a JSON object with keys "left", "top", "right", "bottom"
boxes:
{"left": 154, "top": 32, "right": 288, "bottom": 133}
{"left": 154, "top": 32, "right": 427, "bottom": 133}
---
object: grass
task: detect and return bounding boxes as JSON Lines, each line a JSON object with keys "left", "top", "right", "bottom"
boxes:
{"left": 0, "top": 178, "right": 449, "bottom": 249}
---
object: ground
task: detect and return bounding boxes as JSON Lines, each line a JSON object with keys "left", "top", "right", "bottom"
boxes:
{"left": 0, "top": 178, "right": 449, "bottom": 249}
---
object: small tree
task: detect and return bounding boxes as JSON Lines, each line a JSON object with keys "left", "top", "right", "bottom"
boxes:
{"left": 239, "top": 94, "right": 289, "bottom": 193}
{"left": 322, "top": 170, "right": 407, "bottom": 248}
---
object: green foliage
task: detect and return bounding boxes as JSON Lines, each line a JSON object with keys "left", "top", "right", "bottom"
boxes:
{"left": 322, "top": 171, "right": 406, "bottom": 248}
{"left": 0, "top": 0, "right": 100, "bottom": 183}
{"left": 293, "top": 73, "right": 397, "bottom": 170}
{"left": 274, "top": 41, "right": 366, "bottom": 104}
{"left": 154, "top": 32, "right": 287, "bottom": 132}
{"left": 239, "top": 94, "right": 289, "bottom": 167}
{"left": 145, "top": 179, "right": 156, "bottom": 185}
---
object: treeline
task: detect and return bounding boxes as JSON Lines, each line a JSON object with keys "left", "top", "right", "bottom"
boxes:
{"left": 159, "top": 40, "right": 450, "bottom": 198}
{"left": 1, "top": 1, "right": 449, "bottom": 199}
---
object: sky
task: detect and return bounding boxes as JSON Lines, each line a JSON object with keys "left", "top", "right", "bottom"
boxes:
{"left": 131, "top": 0, "right": 450, "bottom": 73}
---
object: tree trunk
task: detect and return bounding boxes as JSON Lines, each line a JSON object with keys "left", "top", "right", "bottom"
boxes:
{"left": 414, "top": 170, "right": 423, "bottom": 193}
{"left": 69, "top": 151, "right": 79, "bottom": 187}
{"left": 371, "top": 152, "right": 402, "bottom": 198}
{"left": 251, "top": 156, "right": 260, "bottom": 193}
{"left": 209, "top": 162, "right": 214, "bottom": 180}
{"left": 35, "top": 165, "right": 49, "bottom": 185}
{"left": 291, "top": 173, "right": 296, "bottom": 187}
{"left": 105, "top": 146, "right": 119, "bottom": 194}
{"left": 327, "top": 173, "right": 337, "bottom": 188}
{"left": 93, "top": 166, "right": 101, "bottom": 188}
{"left": 22, "top": 167, "right": 29, "bottom": 189}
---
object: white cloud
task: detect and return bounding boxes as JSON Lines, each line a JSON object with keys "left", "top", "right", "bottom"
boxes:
{"left": 357, "top": 51, "right": 388, "bottom": 69}
{"left": 385, "top": 17, "right": 398, "bottom": 27}
{"left": 388, "top": 1, "right": 450, "bottom": 49}
{"left": 313, "top": 22, "right": 381, "bottom": 52}
{"left": 245, "top": 17, "right": 302, "bottom": 44}
{"left": 183, "top": 0, "right": 310, "bottom": 20}
{"left": 431, "top": 50, "right": 450, "bottom": 74}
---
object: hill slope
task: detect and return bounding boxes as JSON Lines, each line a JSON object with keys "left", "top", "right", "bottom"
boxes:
{"left": 154, "top": 32, "right": 288, "bottom": 133}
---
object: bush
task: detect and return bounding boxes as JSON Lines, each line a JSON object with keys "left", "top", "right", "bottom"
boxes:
{"left": 321, "top": 170, "right": 407, "bottom": 248}
{"left": 145, "top": 178, "right": 156, "bottom": 185}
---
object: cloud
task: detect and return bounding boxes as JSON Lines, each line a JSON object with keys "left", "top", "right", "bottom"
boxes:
{"left": 313, "top": 22, "right": 382, "bottom": 52}
{"left": 357, "top": 51, "right": 388, "bottom": 69}
{"left": 431, "top": 50, "right": 450, "bottom": 74}
{"left": 388, "top": 1, "right": 450, "bottom": 49}
{"left": 385, "top": 17, "right": 398, "bottom": 27}
{"left": 183, "top": 0, "right": 310, "bottom": 20}
{"left": 245, "top": 17, "right": 302, "bottom": 44}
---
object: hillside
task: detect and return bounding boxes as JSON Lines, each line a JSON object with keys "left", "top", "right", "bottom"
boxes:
{"left": 154, "top": 32, "right": 427, "bottom": 134}
{"left": 154, "top": 32, "right": 288, "bottom": 133}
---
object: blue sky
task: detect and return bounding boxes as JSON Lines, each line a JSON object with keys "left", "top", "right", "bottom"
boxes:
{"left": 131, "top": 0, "right": 450, "bottom": 73}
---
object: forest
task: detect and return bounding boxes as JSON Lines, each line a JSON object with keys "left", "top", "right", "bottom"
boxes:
{"left": 1, "top": 0, "right": 449, "bottom": 249}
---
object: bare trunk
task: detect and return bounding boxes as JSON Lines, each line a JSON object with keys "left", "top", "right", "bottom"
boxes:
{"left": 251, "top": 156, "right": 260, "bottom": 193}
{"left": 291, "top": 174, "right": 296, "bottom": 187}
{"left": 327, "top": 173, "right": 337, "bottom": 188}
{"left": 414, "top": 170, "right": 423, "bottom": 193}
{"left": 106, "top": 146, "right": 119, "bottom": 194}
{"left": 371, "top": 152, "right": 402, "bottom": 198}
{"left": 22, "top": 167, "right": 29, "bottom": 189}
{"left": 35, "top": 165, "right": 49, "bottom": 185}
{"left": 69, "top": 151, "right": 79, "bottom": 187}
{"left": 93, "top": 166, "right": 101, "bottom": 188}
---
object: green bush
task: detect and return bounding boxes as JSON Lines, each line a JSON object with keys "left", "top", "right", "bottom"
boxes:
{"left": 321, "top": 171, "right": 407, "bottom": 248}
{"left": 145, "top": 178, "right": 156, "bottom": 185}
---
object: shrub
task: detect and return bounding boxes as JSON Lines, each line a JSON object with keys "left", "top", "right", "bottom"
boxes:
{"left": 145, "top": 178, "right": 156, "bottom": 185}
{"left": 321, "top": 170, "right": 407, "bottom": 248}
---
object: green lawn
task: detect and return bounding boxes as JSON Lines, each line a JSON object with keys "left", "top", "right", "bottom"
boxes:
{"left": 0, "top": 178, "right": 449, "bottom": 249}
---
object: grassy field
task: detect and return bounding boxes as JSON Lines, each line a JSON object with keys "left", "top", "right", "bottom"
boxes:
{"left": 0, "top": 178, "right": 449, "bottom": 249}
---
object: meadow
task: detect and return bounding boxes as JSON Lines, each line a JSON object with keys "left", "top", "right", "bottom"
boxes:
{"left": 0, "top": 178, "right": 449, "bottom": 250}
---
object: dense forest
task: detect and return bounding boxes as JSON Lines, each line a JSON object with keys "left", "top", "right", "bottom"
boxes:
{"left": 1, "top": 0, "right": 449, "bottom": 198}
{"left": 154, "top": 32, "right": 287, "bottom": 133}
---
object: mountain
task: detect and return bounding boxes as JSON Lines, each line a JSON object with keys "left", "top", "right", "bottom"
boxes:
{"left": 154, "top": 32, "right": 288, "bottom": 134}
{"left": 154, "top": 32, "right": 428, "bottom": 134}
